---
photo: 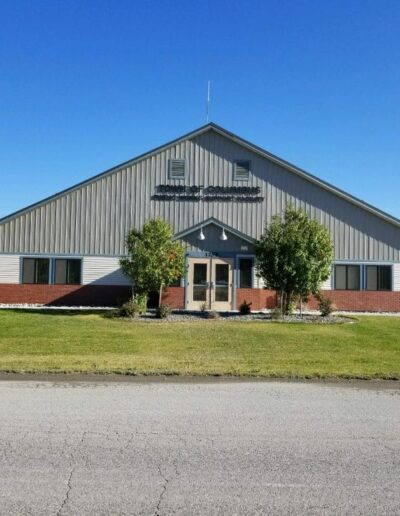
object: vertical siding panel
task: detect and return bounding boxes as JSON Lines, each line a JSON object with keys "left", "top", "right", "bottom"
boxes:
{"left": 64, "top": 196, "right": 70, "bottom": 254}
{"left": 74, "top": 190, "right": 81, "bottom": 255}
{"left": 14, "top": 217, "right": 20, "bottom": 253}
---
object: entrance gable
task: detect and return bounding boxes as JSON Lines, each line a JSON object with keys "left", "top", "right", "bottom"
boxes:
{"left": 174, "top": 218, "right": 255, "bottom": 254}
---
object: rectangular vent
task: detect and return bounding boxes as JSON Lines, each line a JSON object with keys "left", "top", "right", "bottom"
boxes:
{"left": 234, "top": 160, "right": 250, "bottom": 180}
{"left": 169, "top": 159, "right": 186, "bottom": 179}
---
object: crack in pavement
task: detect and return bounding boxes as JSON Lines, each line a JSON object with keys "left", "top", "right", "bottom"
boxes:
{"left": 56, "top": 467, "right": 74, "bottom": 516}
{"left": 154, "top": 458, "right": 182, "bottom": 515}
{"left": 154, "top": 465, "right": 169, "bottom": 516}
{"left": 56, "top": 430, "right": 89, "bottom": 515}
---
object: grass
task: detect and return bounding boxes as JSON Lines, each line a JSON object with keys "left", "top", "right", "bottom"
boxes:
{"left": 0, "top": 309, "right": 399, "bottom": 379}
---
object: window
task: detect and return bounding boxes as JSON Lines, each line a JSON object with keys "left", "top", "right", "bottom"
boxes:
{"left": 233, "top": 160, "right": 250, "bottom": 181}
{"left": 168, "top": 159, "right": 186, "bottom": 180}
{"left": 239, "top": 258, "right": 253, "bottom": 288}
{"left": 22, "top": 258, "right": 50, "bottom": 284}
{"left": 54, "top": 259, "right": 81, "bottom": 285}
{"left": 335, "top": 264, "right": 360, "bottom": 290}
{"left": 193, "top": 263, "right": 208, "bottom": 301}
{"left": 366, "top": 265, "right": 392, "bottom": 291}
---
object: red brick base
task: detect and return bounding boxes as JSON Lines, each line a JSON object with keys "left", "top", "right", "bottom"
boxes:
{"left": 0, "top": 284, "right": 185, "bottom": 308}
{"left": 307, "top": 290, "right": 400, "bottom": 312}
{"left": 236, "top": 288, "right": 277, "bottom": 310}
{"left": 1, "top": 284, "right": 400, "bottom": 312}
{"left": 0, "top": 284, "right": 132, "bottom": 306}
{"left": 237, "top": 289, "right": 400, "bottom": 313}
{"left": 161, "top": 287, "right": 185, "bottom": 309}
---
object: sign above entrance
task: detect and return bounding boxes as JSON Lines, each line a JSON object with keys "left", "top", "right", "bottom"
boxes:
{"left": 152, "top": 185, "right": 264, "bottom": 203}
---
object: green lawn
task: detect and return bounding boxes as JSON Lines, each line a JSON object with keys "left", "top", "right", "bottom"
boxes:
{"left": 0, "top": 310, "right": 399, "bottom": 379}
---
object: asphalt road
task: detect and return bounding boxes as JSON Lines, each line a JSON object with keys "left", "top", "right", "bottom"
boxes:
{"left": 0, "top": 379, "right": 399, "bottom": 515}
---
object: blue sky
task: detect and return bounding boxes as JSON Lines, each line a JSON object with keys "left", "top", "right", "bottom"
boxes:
{"left": 0, "top": 0, "right": 399, "bottom": 218}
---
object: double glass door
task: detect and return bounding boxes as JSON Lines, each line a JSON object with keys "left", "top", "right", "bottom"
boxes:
{"left": 187, "top": 258, "right": 233, "bottom": 310}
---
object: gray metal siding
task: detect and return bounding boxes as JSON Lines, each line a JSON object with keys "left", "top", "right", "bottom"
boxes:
{"left": 0, "top": 254, "right": 20, "bottom": 283}
{"left": 82, "top": 257, "right": 131, "bottom": 286}
{"left": 0, "top": 130, "right": 399, "bottom": 261}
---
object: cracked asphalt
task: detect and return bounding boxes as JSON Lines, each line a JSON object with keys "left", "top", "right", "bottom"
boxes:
{"left": 0, "top": 379, "right": 399, "bottom": 515}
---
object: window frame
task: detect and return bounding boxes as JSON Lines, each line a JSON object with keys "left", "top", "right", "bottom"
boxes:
{"left": 22, "top": 257, "right": 50, "bottom": 285}
{"left": 238, "top": 257, "right": 253, "bottom": 289}
{"left": 54, "top": 258, "right": 82, "bottom": 285}
{"left": 366, "top": 265, "right": 392, "bottom": 291}
{"left": 334, "top": 264, "right": 361, "bottom": 291}
{"left": 233, "top": 160, "right": 251, "bottom": 181}
{"left": 168, "top": 158, "right": 186, "bottom": 180}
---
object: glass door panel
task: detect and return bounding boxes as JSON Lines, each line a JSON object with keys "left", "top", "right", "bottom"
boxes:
{"left": 187, "top": 259, "right": 211, "bottom": 310}
{"left": 215, "top": 264, "right": 229, "bottom": 301}
{"left": 193, "top": 263, "right": 208, "bottom": 301}
{"left": 211, "top": 258, "right": 233, "bottom": 310}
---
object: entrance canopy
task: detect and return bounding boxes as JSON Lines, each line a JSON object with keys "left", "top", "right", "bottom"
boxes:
{"left": 174, "top": 217, "right": 255, "bottom": 254}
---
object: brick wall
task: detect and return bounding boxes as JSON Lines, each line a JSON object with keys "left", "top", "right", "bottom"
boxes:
{"left": 307, "top": 290, "right": 400, "bottom": 312}
{"left": 237, "top": 289, "right": 400, "bottom": 313}
{"left": 236, "top": 288, "right": 277, "bottom": 311}
{"left": 0, "top": 284, "right": 185, "bottom": 308}
{"left": 1, "top": 284, "right": 400, "bottom": 312}
{"left": 0, "top": 284, "right": 132, "bottom": 306}
{"left": 161, "top": 287, "right": 185, "bottom": 309}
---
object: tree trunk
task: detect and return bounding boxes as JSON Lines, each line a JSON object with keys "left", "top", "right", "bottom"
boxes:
{"left": 159, "top": 283, "right": 163, "bottom": 307}
{"left": 285, "top": 291, "right": 295, "bottom": 315}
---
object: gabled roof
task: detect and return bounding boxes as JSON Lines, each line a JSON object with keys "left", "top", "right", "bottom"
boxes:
{"left": 173, "top": 217, "right": 256, "bottom": 244}
{"left": 1, "top": 122, "right": 399, "bottom": 228}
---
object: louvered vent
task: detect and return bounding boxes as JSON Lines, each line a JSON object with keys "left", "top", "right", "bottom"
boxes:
{"left": 234, "top": 160, "right": 250, "bottom": 180}
{"left": 169, "top": 159, "right": 186, "bottom": 179}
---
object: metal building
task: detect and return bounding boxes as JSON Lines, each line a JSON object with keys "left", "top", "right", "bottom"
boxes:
{"left": 0, "top": 123, "right": 399, "bottom": 311}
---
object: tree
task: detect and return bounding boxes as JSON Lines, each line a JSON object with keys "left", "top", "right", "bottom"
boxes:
{"left": 120, "top": 219, "right": 186, "bottom": 306}
{"left": 255, "top": 207, "right": 333, "bottom": 314}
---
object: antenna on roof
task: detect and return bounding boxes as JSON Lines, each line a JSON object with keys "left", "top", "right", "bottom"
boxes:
{"left": 206, "top": 81, "right": 211, "bottom": 123}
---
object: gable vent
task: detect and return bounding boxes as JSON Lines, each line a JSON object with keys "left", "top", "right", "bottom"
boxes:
{"left": 234, "top": 160, "right": 251, "bottom": 180}
{"left": 169, "top": 159, "right": 186, "bottom": 179}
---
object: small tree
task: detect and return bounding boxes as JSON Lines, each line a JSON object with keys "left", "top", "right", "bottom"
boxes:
{"left": 255, "top": 207, "right": 333, "bottom": 314}
{"left": 120, "top": 219, "right": 186, "bottom": 306}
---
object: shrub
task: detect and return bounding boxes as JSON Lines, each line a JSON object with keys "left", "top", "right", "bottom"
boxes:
{"left": 206, "top": 310, "right": 220, "bottom": 319}
{"left": 117, "top": 300, "right": 138, "bottom": 318}
{"left": 239, "top": 300, "right": 252, "bottom": 315}
{"left": 317, "top": 294, "right": 335, "bottom": 317}
{"left": 155, "top": 303, "right": 172, "bottom": 319}
{"left": 270, "top": 307, "right": 283, "bottom": 320}
{"left": 103, "top": 310, "right": 117, "bottom": 319}
{"left": 117, "top": 293, "right": 147, "bottom": 318}
{"left": 200, "top": 302, "right": 208, "bottom": 313}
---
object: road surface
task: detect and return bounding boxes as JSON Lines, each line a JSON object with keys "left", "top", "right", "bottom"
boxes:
{"left": 1, "top": 378, "right": 399, "bottom": 515}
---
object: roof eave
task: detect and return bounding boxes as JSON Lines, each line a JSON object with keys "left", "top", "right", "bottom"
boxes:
{"left": 208, "top": 124, "right": 400, "bottom": 228}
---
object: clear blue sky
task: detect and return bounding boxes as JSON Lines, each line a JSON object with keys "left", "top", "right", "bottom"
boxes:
{"left": 1, "top": 0, "right": 399, "bottom": 219}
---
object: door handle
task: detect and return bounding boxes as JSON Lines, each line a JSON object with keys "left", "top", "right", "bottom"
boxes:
{"left": 210, "top": 281, "right": 215, "bottom": 289}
